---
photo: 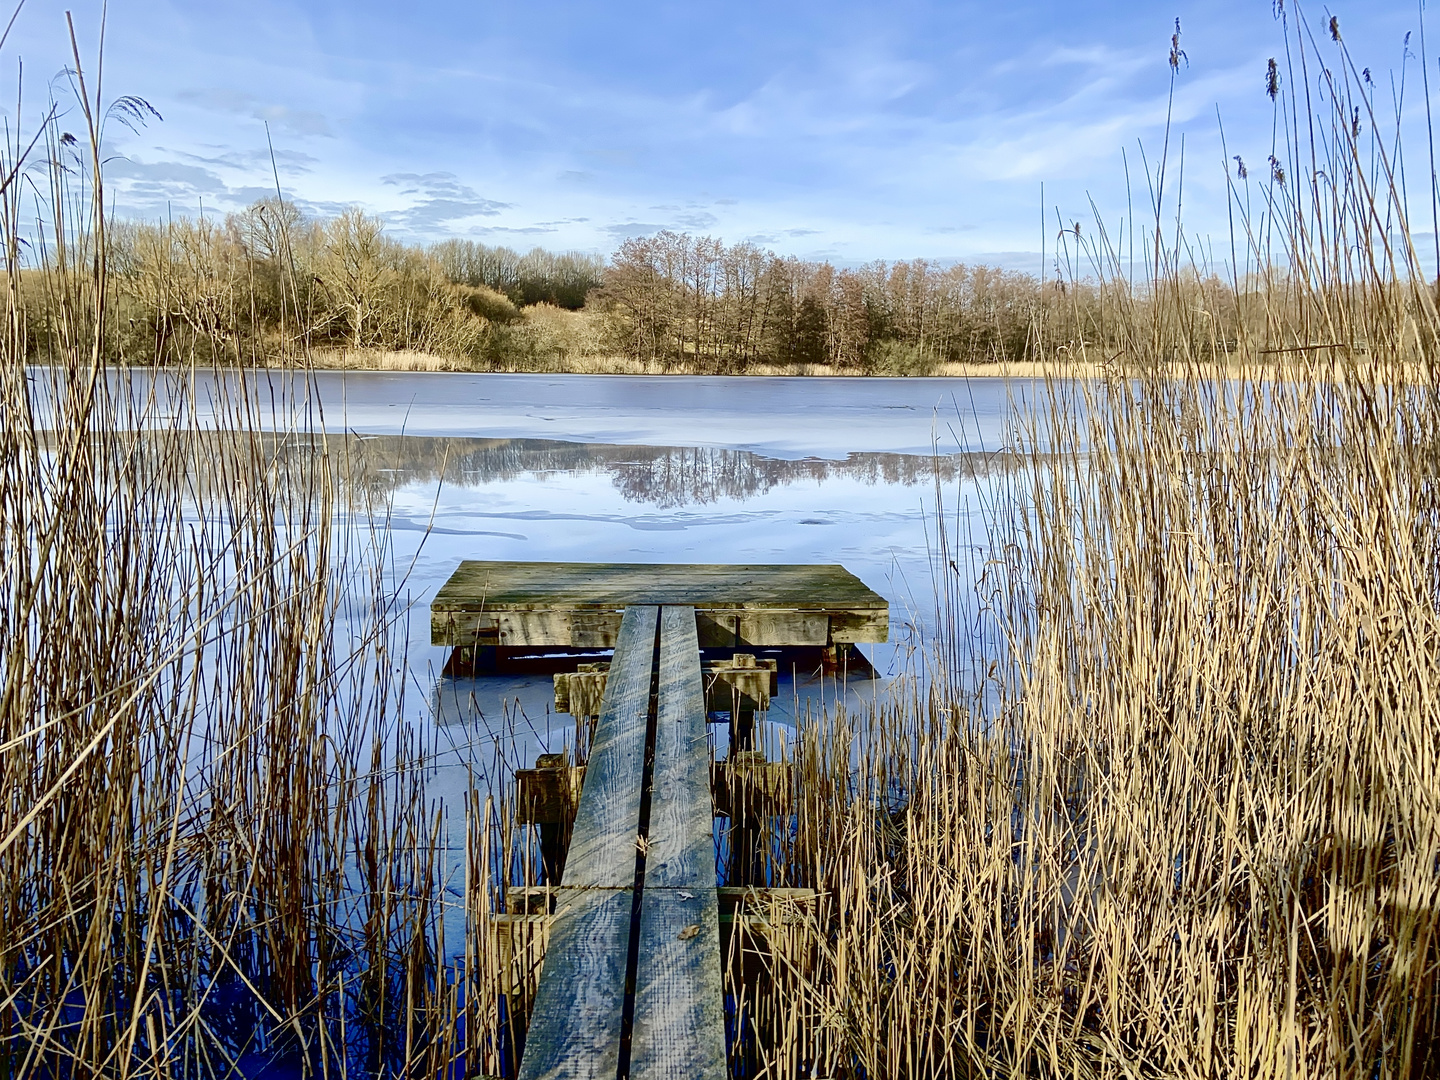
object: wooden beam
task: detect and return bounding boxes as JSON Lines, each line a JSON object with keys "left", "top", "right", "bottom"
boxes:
{"left": 717, "top": 887, "right": 819, "bottom": 929}
{"left": 563, "top": 605, "right": 658, "bottom": 889}
{"left": 515, "top": 888, "right": 634, "bottom": 1080}
{"left": 631, "top": 889, "right": 726, "bottom": 1080}
{"left": 430, "top": 561, "right": 889, "bottom": 647}
{"left": 642, "top": 607, "right": 714, "bottom": 890}
{"left": 694, "top": 610, "right": 829, "bottom": 647}
{"left": 630, "top": 605, "right": 726, "bottom": 1080}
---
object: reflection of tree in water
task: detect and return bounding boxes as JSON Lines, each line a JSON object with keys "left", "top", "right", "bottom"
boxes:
{"left": 357, "top": 436, "right": 1014, "bottom": 508}
{"left": 125, "top": 433, "right": 1018, "bottom": 509}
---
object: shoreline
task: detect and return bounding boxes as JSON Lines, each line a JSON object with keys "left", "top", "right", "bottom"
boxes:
{"left": 289, "top": 347, "right": 1112, "bottom": 380}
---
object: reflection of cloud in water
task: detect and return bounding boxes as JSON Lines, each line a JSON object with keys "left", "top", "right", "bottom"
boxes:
{"left": 344, "top": 436, "right": 1018, "bottom": 509}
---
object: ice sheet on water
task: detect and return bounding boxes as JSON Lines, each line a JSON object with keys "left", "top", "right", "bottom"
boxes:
{"left": 102, "top": 369, "right": 1039, "bottom": 458}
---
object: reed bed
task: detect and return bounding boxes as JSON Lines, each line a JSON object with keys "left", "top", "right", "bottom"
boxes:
{"left": 722, "top": 357, "right": 1440, "bottom": 1078}
{"left": 3, "top": 6, "right": 1439, "bottom": 1080}
{"left": 720, "top": 10, "right": 1440, "bottom": 1078}
{"left": 0, "top": 29, "right": 500, "bottom": 1080}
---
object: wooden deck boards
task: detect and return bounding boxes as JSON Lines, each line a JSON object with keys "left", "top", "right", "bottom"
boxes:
{"left": 515, "top": 888, "right": 634, "bottom": 1080}
{"left": 643, "top": 607, "right": 715, "bottom": 891}
{"left": 431, "top": 561, "right": 887, "bottom": 647}
{"left": 517, "top": 606, "right": 659, "bottom": 1080}
{"left": 631, "top": 889, "right": 726, "bottom": 1080}
{"left": 514, "top": 604, "right": 728, "bottom": 1080}
{"left": 446, "top": 561, "right": 882, "bottom": 1077}
{"left": 562, "top": 605, "right": 658, "bottom": 889}
{"left": 631, "top": 606, "right": 727, "bottom": 1079}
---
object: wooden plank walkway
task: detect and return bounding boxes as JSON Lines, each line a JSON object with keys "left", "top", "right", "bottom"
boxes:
{"left": 632, "top": 607, "right": 726, "bottom": 1079}
{"left": 518, "top": 606, "right": 657, "bottom": 1080}
{"left": 517, "top": 604, "right": 725, "bottom": 1080}
{"left": 515, "top": 888, "right": 635, "bottom": 1079}
{"left": 561, "top": 605, "right": 658, "bottom": 889}
{"left": 442, "top": 561, "right": 888, "bottom": 1079}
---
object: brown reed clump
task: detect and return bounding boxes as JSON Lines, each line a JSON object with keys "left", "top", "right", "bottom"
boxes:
{"left": 719, "top": 8, "right": 1440, "bottom": 1078}
{"left": 0, "top": 23, "right": 533, "bottom": 1080}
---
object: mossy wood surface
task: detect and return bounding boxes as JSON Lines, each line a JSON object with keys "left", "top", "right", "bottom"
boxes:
{"left": 431, "top": 561, "right": 888, "bottom": 646}
{"left": 514, "top": 888, "right": 634, "bottom": 1080}
{"left": 561, "top": 604, "right": 658, "bottom": 889}
{"left": 631, "top": 605, "right": 726, "bottom": 1078}
{"left": 518, "top": 604, "right": 726, "bottom": 1079}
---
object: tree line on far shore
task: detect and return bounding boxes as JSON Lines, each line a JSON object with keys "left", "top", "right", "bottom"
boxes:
{"left": 14, "top": 199, "right": 1254, "bottom": 371}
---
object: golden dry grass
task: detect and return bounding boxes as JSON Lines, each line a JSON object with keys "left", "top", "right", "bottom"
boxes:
{"left": 2, "top": 8, "right": 1439, "bottom": 1080}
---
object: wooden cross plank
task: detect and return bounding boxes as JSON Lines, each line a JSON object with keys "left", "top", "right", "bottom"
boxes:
{"left": 563, "top": 604, "right": 658, "bottom": 888}
{"left": 630, "top": 605, "right": 727, "bottom": 1080}
{"left": 515, "top": 888, "right": 634, "bottom": 1080}
{"left": 433, "top": 561, "right": 881, "bottom": 609}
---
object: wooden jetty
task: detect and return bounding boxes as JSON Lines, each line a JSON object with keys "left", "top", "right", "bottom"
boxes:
{"left": 431, "top": 562, "right": 887, "bottom": 1080}
{"left": 431, "top": 561, "right": 888, "bottom": 651}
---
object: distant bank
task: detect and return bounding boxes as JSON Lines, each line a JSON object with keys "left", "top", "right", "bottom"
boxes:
{"left": 298, "top": 347, "right": 1103, "bottom": 380}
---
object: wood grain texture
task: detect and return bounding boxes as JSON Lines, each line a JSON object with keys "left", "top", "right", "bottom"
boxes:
{"left": 693, "top": 610, "right": 830, "bottom": 647}
{"left": 516, "top": 888, "right": 634, "bottom": 1080}
{"left": 644, "top": 607, "right": 714, "bottom": 890}
{"left": 632, "top": 608, "right": 726, "bottom": 1079}
{"left": 430, "top": 561, "right": 888, "bottom": 646}
{"left": 563, "top": 605, "right": 658, "bottom": 888}
{"left": 630, "top": 888, "right": 727, "bottom": 1080}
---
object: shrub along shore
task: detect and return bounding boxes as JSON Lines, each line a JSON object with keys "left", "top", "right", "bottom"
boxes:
{"left": 22, "top": 203, "right": 1412, "bottom": 375}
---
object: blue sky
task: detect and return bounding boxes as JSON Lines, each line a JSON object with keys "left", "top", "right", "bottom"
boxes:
{"left": 3, "top": 0, "right": 1431, "bottom": 267}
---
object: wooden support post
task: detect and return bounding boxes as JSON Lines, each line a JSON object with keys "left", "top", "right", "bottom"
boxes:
{"left": 712, "top": 753, "right": 794, "bottom": 820}
{"left": 517, "top": 752, "right": 586, "bottom": 884}
{"left": 553, "top": 662, "right": 610, "bottom": 717}
{"left": 704, "top": 653, "right": 776, "bottom": 752}
{"left": 714, "top": 749, "right": 792, "bottom": 888}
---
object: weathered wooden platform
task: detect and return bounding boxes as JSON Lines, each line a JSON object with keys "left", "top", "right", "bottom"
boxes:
{"left": 431, "top": 561, "right": 887, "bottom": 648}
{"left": 453, "top": 562, "right": 887, "bottom": 1080}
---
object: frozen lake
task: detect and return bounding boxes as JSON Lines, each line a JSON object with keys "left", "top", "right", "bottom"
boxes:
{"left": 250, "top": 371, "right": 1047, "bottom": 948}
{"left": 54, "top": 366, "right": 1051, "bottom": 962}
{"left": 308, "top": 374, "right": 1042, "bottom": 748}
{"left": 42, "top": 365, "right": 1047, "bottom": 779}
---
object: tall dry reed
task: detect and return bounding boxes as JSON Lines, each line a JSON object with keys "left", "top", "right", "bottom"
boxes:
{"left": 0, "top": 22, "right": 526, "bottom": 1079}
{"left": 723, "top": 8, "right": 1440, "bottom": 1078}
